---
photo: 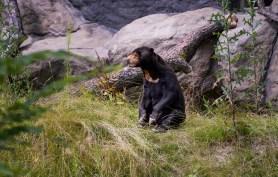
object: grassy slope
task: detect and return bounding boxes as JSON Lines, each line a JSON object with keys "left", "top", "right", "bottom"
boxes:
{"left": 1, "top": 91, "right": 278, "bottom": 177}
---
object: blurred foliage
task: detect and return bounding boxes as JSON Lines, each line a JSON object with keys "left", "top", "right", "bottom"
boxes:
{"left": 0, "top": 49, "right": 118, "bottom": 176}
{"left": 0, "top": 3, "right": 117, "bottom": 174}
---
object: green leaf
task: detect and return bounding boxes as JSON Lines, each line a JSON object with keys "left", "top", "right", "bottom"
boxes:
{"left": 0, "top": 168, "right": 13, "bottom": 176}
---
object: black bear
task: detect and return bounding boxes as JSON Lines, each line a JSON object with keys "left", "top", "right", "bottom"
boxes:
{"left": 128, "top": 46, "right": 185, "bottom": 132}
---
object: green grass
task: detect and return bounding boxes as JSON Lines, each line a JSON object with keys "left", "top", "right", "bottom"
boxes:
{"left": 1, "top": 90, "right": 278, "bottom": 177}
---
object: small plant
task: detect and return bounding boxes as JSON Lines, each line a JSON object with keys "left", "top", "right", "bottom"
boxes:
{"left": 65, "top": 25, "right": 73, "bottom": 79}
{"left": 210, "top": 0, "right": 248, "bottom": 127}
{"left": 95, "top": 51, "right": 125, "bottom": 105}
{"left": 243, "top": 0, "right": 265, "bottom": 113}
{"left": 203, "top": 95, "right": 231, "bottom": 119}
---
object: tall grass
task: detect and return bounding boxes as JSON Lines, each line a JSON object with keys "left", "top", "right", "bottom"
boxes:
{"left": 1, "top": 91, "right": 160, "bottom": 176}
{"left": 0, "top": 90, "right": 278, "bottom": 176}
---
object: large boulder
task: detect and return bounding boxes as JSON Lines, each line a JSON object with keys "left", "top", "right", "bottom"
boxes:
{"left": 17, "top": 0, "right": 85, "bottom": 36}
{"left": 107, "top": 7, "right": 220, "bottom": 64}
{"left": 69, "top": 0, "right": 216, "bottom": 30}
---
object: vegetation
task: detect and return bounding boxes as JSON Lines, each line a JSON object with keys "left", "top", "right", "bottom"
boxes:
{"left": 0, "top": 6, "right": 116, "bottom": 176}
{"left": 0, "top": 90, "right": 278, "bottom": 176}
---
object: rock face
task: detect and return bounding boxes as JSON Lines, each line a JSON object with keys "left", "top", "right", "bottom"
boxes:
{"left": 265, "top": 0, "right": 278, "bottom": 108}
{"left": 177, "top": 37, "right": 219, "bottom": 103}
{"left": 265, "top": 33, "right": 278, "bottom": 108}
{"left": 179, "top": 38, "right": 217, "bottom": 94}
{"left": 69, "top": 0, "right": 216, "bottom": 30}
{"left": 107, "top": 7, "right": 220, "bottom": 64}
{"left": 18, "top": 0, "right": 218, "bottom": 60}
{"left": 18, "top": 0, "right": 216, "bottom": 36}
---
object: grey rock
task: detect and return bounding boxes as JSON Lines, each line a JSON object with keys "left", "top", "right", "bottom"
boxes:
{"left": 28, "top": 59, "right": 66, "bottom": 89}
{"left": 189, "top": 38, "right": 218, "bottom": 78}
{"left": 17, "top": 0, "right": 86, "bottom": 36}
{"left": 107, "top": 7, "right": 220, "bottom": 64}
{"left": 177, "top": 37, "right": 219, "bottom": 102}
{"left": 68, "top": 0, "right": 217, "bottom": 30}
{"left": 28, "top": 56, "right": 95, "bottom": 89}
{"left": 265, "top": 36, "right": 278, "bottom": 108}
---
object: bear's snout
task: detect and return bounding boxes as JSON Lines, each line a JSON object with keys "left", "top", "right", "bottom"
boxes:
{"left": 127, "top": 52, "right": 140, "bottom": 67}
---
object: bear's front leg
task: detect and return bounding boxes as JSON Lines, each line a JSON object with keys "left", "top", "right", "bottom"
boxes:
{"left": 138, "top": 101, "right": 152, "bottom": 127}
{"left": 138, "top": 86, "right": 152, "bottom": 127}
{"left": 149, "top": 111, "right": 162, "bottom": 126}
{"left": 139, "top": 109, "right": 149, "bottom": 126}
{"left": 150, "top": 91, "right": 176, "bottom": 126}
{"left": 149, "top": 115, "right": 156, "bottom": 126}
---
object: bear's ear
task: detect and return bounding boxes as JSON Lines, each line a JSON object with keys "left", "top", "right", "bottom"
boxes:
{"left": 150, "top": 48, "right": 154, "bottom": 53}
{"left": 134, "top": 50, "right": 141, "bottom": 56}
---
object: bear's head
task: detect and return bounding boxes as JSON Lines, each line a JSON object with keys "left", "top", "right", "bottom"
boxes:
{"left": 128, "top": 47, "right": 154, "bottom": 68}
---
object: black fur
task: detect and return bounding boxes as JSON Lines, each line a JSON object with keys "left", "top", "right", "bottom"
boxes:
{"left": 129, "top": 47, "right": 185, "bottom": 129}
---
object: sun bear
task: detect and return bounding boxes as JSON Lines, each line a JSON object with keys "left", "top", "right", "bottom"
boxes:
{"left": 128, "top": 46, "right": 185, "bottom": 132}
